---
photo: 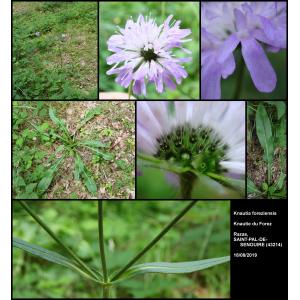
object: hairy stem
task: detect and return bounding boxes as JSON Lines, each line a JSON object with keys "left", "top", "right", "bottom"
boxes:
{"left": 98, "top": 201, "right": 108, "bottom": 283}
{"left": 111, "top": 200, "right": 198, "bottom": 282}
{"left": 20, "top": 201, "right": 99, "bottom": 281}
{"left": 179, "top": 172, "right": 197, "bottom": 199}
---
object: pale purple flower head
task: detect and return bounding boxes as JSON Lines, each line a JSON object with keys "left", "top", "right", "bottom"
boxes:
{"left": 106, "top": 15, "right": 192, "bottom": 96}
{"left": 201, "top": 2, "right": 286, "bottom": 99}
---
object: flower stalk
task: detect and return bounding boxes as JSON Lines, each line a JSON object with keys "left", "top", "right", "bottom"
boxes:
{"left": 179, "top": 172, "right": 196, "bottom": 199}
{"left": 98, "top": 201, "right": 109, "bottom": 297}
{"left": 128, "top": 80, "right": 133, "bottom": 100}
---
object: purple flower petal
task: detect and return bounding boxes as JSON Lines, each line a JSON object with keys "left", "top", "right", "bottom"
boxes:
{"left": 217, "top": 34, "right": 239, "bottom": 64}
{"left": 201, "top": 63, "right": 221, "bottom": 100}
{"left": 241, "top": 37, "right": 276, "bottom": 92}
{"left": 259, "top": 16, "right": 277, "bottom": 41}
{"left": 221, "top": 54, "right": 236, "bottom": 79}
{"left": 163, "top": 73, "right": 177, "bottom": 90}
{"left": 234, "top": 9, "right": 247, "bottom": 31}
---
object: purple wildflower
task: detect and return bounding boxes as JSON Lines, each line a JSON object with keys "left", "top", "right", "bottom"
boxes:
{"left": 106, "top": 15, "right": 192, "bottom": 96}
{"left": 201, "top": 2, "right": 286, "bottom": 99}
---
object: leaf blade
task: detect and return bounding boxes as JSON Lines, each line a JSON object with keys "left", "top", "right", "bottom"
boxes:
{"left": 111, "top": 256, "right": 230, "bottom": 283}
{"left": 247, "top": 178, "right": 261, "bottom": 194}
{"left": 80, "top": 140, "right": 108, "bottom": 148}
{"left": 256, "top": 104, "right": 274, "bottom": 164}
{"left": 79, "top": 107, "right": 102, "bottom": 127}
{"left": 49, "top": 108, "right": 68, "bottom": 134}
{"left": 74, "top": 154, "right": 97, "bottom": 195}
{"left": 36, "top": 156, "right": 64, "bottom": 195}
{"left": 13, "top": 237, "right": 101, "bottom": 282}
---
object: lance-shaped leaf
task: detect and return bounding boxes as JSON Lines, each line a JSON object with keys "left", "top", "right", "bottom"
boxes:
{"left": 74, "top": 154, "right": 97, "bottom": 195}
{"left": 13, "top": 237, "right": 102, "bottom": 283}
{"left": 74, "top": 154, "right": 85, "bottom": 180}
{"left": 256, "top": 104, "right": 274, "bottom": 165}
{"left": 37, "top": 156, "right": 65, "bottom": 195}
{"left": 82, "top": 170, "right": 97, "bottom": 195}
{"left": 110, "top": 256, "right": 230, "bottom": 283}
{"left": 256, "top": 103, "right": 274, "bottom": 185}
{"left": 82, "top": 107, "right": 102, "bottom": 122}
{"left": 265, "top": 101, "right": 286, "bottom": 120}
{"left": 247, "top": 178, "right": 261, "bottom": 194}
{"left": 276, "top": 117, "right": 286, "bottom": 147}
{"left": 84, "top": 146, "right": 114, "bottom": 161}
{"left": 80, "top": 140, "right": 108, "bottom": 148}
{"left": 49, "top": 108, "right": 68, "bottom": 133}
{"left": 78, "top": 107, "right": 102, "bottom": 128}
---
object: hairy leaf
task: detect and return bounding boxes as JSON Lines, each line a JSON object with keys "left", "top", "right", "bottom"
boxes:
{"left": 37, "top": 157, "right": 64, "bottom": 194}
{"left": 85, "top": 146, "right": 114, "bottom": 161}
{"left": 37, "top": 174, "right": 54, "bottom": 194}
{"left": 266, "top": 101, "right": 286, "bottom": 120}
{"left": 74, "top": 154, "right": 97, "bottom": 194}
{"left": 276, "top": 117, "right": 286, "bottom": 147}
{"left": 80, "top": 140, "right": 108, "bottom": 148}
{"left": 256, "top": 103, "right": 274, "bottom": 167}
{"left": 74, "top": 154, "right": 85, "bottom": 180}
{"left": 275, "top": 172, "right": 286, "bottom": 190}
{"left": 79, "top": 107, "right": 102, "bottom": 126}
{"left": 247, "top": 178, "right": 261, "bottom": 194}
{"left": 49, "top": 108, "right": 68, "bottom": 133}
{"left": 82, "top": 171, "right": 97, "bottom": 195}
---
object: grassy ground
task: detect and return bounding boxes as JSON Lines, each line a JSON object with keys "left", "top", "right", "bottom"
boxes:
{"left": 13, "top": 2, "right": 98, "bottom": 99}
{"left": 12, "top": 101, "right": 135, "bottom": 199}
{"left": 13, "top": 201, "right": 230, "bottom": 298}
{"left": 99, "top": 1, "right": 200, "bottom": 100}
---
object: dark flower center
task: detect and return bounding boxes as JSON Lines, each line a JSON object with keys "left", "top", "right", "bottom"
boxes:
{"left": 155, "top": 124, "right": 229, "bottom": 174}
{"left": 140, "top": 48, "right": 159, "bottom": 62}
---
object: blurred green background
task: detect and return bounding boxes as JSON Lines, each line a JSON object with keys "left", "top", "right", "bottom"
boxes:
{"left": 99, "top": 2, "right": 200, "bottom": 99}
{"left": 221, "top": 48, "right": 287, "bottom": 99}
{"left": 13, "top": 201, "right": 230, "bottom": 298}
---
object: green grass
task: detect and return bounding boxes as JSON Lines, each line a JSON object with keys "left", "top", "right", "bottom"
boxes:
{"left": 12, "top": 101, "right": 135, "bottom": 199}
{"left": 13, "top": 2, "right": 98, "bottom": 99}
{"left": 99, "top": 1, "right": 200, "bottom": 99}
{"left": 13, "top": 201, "right": 230, "bottom": 298}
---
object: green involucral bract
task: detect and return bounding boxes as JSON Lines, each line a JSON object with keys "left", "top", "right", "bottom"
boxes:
{"left": 155, "top": 124, "right": 229, "bottom": 175}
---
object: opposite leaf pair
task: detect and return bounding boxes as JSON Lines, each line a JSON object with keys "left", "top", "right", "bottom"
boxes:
{"left": 13, "top": 201, "right": 230, "bottom": 297}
